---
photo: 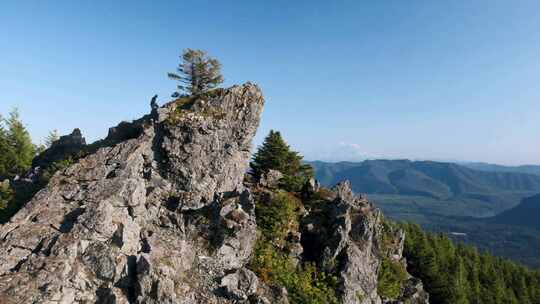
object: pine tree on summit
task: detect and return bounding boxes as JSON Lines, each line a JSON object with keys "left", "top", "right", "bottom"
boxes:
{"left": 250, "top": 130, "right": 313, "bottom": 191}
{"left": 168, "top": 48, "right": 224, "bottom": 97}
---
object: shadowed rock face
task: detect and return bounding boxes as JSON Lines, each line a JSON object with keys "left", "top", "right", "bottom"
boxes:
{"left": 0, "top": 83, "right": 428, "bottom": 304}
{"left": 0, "top": 83, "right": 266, "bottom": 303}
{"left": 31, "top": 128, "right": 86, "bottom": 169}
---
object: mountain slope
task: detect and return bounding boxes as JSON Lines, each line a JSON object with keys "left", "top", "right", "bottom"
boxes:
{"left": 489, "top": 193, "right": 540, "bottom": 229}
{"left": 315, "top": 159, "right": 540, "bottom": 196}
{"left": 307, "top": 161, "right": 360, "bottom": 185}
{"left": 463, "top": 162, "right": 540, "bottom": 176}
{"left": 309, "top": 160, "right": 540, "bottom": 218}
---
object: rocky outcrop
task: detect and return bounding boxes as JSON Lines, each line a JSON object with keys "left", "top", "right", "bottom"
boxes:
{"left": 32, "top": 128, "right": 86, "bottom": 169}
{"left": 258, "top": 169, "right": 283, "bottom": 189}
{"left": 0, "top": 83, "right": 427, "bottom": 304}
{"left": 0, "top": 84, "right": 269, "bottom": 303}
{"left": 157, "top": 87, "right": 262, "bottom": 210}
{"left": 301, "top": 181, "right": 429, "bottom": 304}
{"left": 219, "top": 268, "right": 259, "bottom": 301}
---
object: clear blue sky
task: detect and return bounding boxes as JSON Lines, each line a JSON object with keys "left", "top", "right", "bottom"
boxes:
{"left": 1, "top": 1, "right": 540, "bottom": 165}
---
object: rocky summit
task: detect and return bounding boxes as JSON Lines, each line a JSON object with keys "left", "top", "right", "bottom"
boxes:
{"left": 0, "top": 83, "right": 428, "bottom": 304}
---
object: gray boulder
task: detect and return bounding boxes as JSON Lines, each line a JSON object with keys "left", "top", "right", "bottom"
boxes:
{"left": 220, "top": 268, "right": 259, "bottom": 301}
{"left": 259, "top": 169, "right": 284, "bottom": 188}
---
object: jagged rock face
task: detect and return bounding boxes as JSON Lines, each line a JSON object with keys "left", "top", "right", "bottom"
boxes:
{"left": 32, "top": 128, "right": 87, "bottom": 168}
{"left": 258, "top": 169, "right": 283, "bottom": 189}
{"left": 303, "top": 181, "right": 429, "bottom": 304}
{"left": 158, "top": 86, "right": 263, "bottom": 210}
{"left": 0, "top": 84, "right": 269, "bottom": 303}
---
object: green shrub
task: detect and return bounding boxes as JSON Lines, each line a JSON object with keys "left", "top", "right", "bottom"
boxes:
{"left": 380, "top": 218, "right": 399, "bottom": 254}
{"left": 251, "top": 189, "right": 338, "bottom": 304}
{"left": 250, "top": 130, "right": 313, "bottom": 188}
{"left": 163, "top": 95, "right": 197, "bottom": 125}
{"left": 255, "top": 191, "right": 300, "bottom": 244}
{"left": 279, "top": 174, "right": 309, "bottom": 192}
{"left": 250, "top": 241, "right": 339, "bottom": 304}
{"left": 39, "top": 157, "right": 74, "bottom": 186}
{"left": 0, "top": 180, "right": 13, "bottom": 210}
{"left": 377, "top": 257, "right": 407, "bottom": 299}
{"left": 1, "top": 157, "right": 75, "bottom": 224}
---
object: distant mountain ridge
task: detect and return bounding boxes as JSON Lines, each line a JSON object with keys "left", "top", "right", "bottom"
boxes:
{"left": 461, "top": 162, "right": 540, "bottom": 176}
{"left": 309, "top": 159, "right": 540, "bottom": 199}
{"left": 308, "top": 160, "right": 540, "bottom": 267}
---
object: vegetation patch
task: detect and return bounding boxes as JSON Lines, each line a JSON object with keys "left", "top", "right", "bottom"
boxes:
{"left": 199, "top": 106, "right": 226, "bottom": 120}
{"left": 249, "top": 130, "right": 340, "bottom": 303}
{"left": 198, "top": 87, "right": 225, "bottom": 99}
{"left": 0, "top": 181, "right": 13, "bottom": 211}
{"left": 250, "top": 130, "right": 314, "bottom": 192}
{"left": 250, "top": 237, "right": 339, "bottom": 304}
{"left": 255, "top": 191, "right": 300, "bottom": 245}
{"left": 39, "top": 157, "right": 74, "bottom": 185}
{"left": 167, "top": 93, "right": 227, "bottom": 125}
{"left": 377, "top": 257, "right": 407, "bottom": 299}
{"left": 380, "top": 218, "right": 399, "bottom": 254}
{"left": 166, "top": 97, "right": 195, "bottom": 125}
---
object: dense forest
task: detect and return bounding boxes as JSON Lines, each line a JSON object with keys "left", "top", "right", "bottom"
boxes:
{"left": 402, "top": 223, "right": 540, "bottom": 304}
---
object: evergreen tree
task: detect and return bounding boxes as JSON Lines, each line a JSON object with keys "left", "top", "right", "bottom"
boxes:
{"left": 0, "top": 180, "right": 12, "bottom": 211}
{"left": 464, "top": 246, "right": 482, "bottom": 303}
{"left": 0, "top": 115, "right": 13, "bottom": 179}
{"left": 515, "top": 276, "right": 531, "bottom": 304}
{"left": 449, "top": 256, "right": 469, "bottom": 304}
{"left": 250, "top": 130, "right": 313, "bottom": 191}
{"left": 168, "top": 48, "right": 224, "bottom": 97}
{"left": 4, "top": 109, "right": 35, "bottom": 177}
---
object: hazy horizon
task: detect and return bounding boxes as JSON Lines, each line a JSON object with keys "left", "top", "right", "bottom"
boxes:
{"left": 2, "top": 1, "right": 540, "bottom": 166}
{"left": 304, "top": 158, "right": 540, "bottom": 167}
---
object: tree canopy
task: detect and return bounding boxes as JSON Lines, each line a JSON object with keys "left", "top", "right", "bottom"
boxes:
{"left": 402, "top": 223, "right": 540, "bottom": 304}
{"left": 168, "top": 48, "right": 224, "bottom": 97}
{"left": 0, "top": 109, "right": 40, "bottom": 222}
{"left": 250, "top": 130, "right": 313, "bottom": 191}
{"left": 0, "top": 116, "right": 12, "bottom": 180}
{"left": 0, "top": 109, "right": 35, "bottom": 179}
